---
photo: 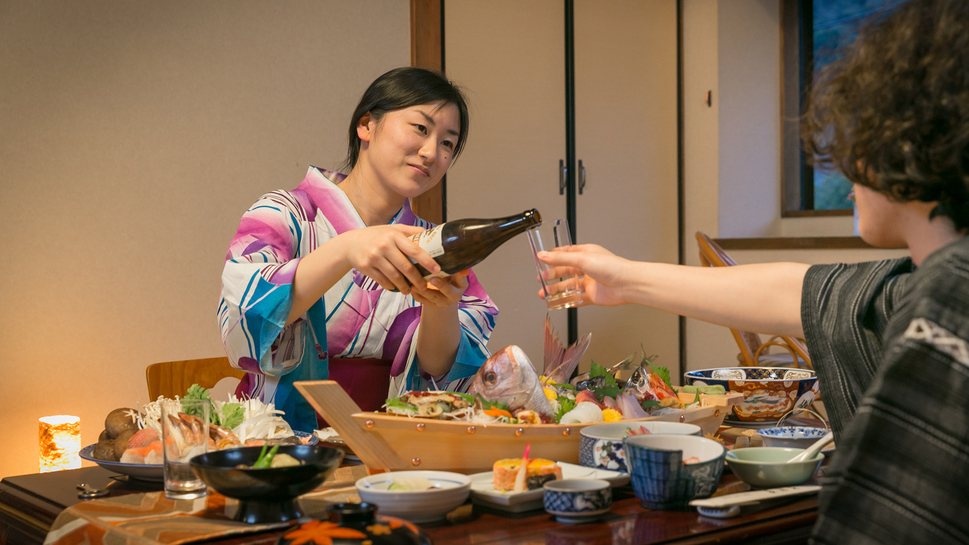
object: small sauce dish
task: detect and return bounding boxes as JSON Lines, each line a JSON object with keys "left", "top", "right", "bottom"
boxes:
{"left": 543, "top": 479, "right": 612, "bottom": 524}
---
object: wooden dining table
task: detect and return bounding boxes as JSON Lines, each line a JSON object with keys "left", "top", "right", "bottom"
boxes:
{"left": 0, "top": 457, "right": 821, "bottom": 545}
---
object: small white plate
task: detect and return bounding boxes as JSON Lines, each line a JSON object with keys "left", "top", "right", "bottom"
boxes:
{"left": 469, "top": 462, "right": 629, "bottom": 513}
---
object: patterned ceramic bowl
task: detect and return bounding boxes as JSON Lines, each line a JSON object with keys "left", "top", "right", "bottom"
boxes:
{"left": 755, "top": 426, "right": 829, "bottom": 448}
{"left": 683, "top": 367, "right": 819, "bottom": 423}
{"left": 579, "top": 421, "right": 701, "bottom": 473}
{"left": 623, "top": 435, "right": 726, "bottom": 510}
{"left": 543, "top": 479, "right": 612, "bottom": 523}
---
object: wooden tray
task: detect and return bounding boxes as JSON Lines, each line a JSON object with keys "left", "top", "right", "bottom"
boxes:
{"left": 295, "top": 380, "right": 741, "bottom": 474}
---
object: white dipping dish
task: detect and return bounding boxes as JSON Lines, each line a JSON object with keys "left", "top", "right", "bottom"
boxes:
{"left": 355, "top": 470, "right": 471, "bottom": 523}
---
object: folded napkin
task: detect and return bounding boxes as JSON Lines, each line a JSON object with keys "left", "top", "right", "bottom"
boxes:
{"left": 44, "top": 465, "right": 367, "bottom": 545}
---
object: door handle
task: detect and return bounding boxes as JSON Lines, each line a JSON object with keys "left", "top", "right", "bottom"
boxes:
{"left": 559, "top": 159, "right": 567, "bottom": 195}
{"left": 578, "top": 159, "right": 586, "bottom": 195}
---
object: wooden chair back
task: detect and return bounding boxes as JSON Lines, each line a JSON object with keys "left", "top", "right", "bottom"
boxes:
{"left": 145, "top": 356, "right": 246, "bottom": 400}
{"left": 695, "top": 232, "right": 812, "bottom": 369}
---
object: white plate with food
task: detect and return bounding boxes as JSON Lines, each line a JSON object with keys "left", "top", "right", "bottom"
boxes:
{"left": 469, "top": 462, "right": 629, "bottom": 512}
{"left": 80, "top": 430, "right": 318, "bottom": 481}
{"left": 356, "top": 470, "right": 472, "bottom": 523}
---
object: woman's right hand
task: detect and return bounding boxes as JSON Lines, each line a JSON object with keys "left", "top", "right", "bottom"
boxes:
{"left": 537, "top": 244, "right": 631, "bottom": 306}
{"left": 341, "top": 224, "right": 441, "bottom": 294}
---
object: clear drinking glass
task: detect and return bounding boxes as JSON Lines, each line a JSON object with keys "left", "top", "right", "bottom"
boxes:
{"left": 161, "top": 399, "right": 210, "bottom": 500}
{"left": 527, "top": 218, "right": 585, "bottom": 310}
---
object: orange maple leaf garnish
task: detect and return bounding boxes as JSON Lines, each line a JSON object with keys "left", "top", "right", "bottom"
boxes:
{"left": 283, "top": 520, "right": 367, "bottom": 545}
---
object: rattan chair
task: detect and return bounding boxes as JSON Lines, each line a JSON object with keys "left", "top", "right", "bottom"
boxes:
{"left": 695, "top": 232, "right": 812, "bottom": 369}
{"left": 145, "top": 356, "right": 246, "bottom": 400}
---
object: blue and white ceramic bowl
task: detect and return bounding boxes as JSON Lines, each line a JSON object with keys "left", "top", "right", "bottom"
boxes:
{"left": 623, "top": 434, "right": 727, "bottom": 510}
{"left": 543, "top": 479, "right": 612, "bottom": 523}
{"left": 755, "top": 426, "right": 829, "bottom": 449}
{"left": 579, "top": 421, "right": 702, "bottom": 473}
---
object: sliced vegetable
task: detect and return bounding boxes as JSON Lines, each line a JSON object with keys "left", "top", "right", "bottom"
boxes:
{"left": 252, "top": 444, "right": 279, "bottom": 468}
{"left": 483, "top": 406, "right": 513, "bottom": 419}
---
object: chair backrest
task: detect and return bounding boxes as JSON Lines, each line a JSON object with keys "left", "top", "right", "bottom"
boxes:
{"left": 695, "top": 232, "right": 812, "bottom": 369}
{"left": 145, "top": 356, "right": 246, "bottom": 400}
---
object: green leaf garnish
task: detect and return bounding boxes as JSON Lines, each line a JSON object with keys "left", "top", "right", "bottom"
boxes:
{"left": 555, "top": 397, "right": 577, "bottom": 423}
{"left": 588, "top": 361, "right": 621, "bottom": 399}
{"left": 475, "top": 395, "right": 511, "bottom": 412}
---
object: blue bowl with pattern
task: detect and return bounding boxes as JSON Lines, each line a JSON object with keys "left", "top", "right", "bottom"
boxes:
{"left": 623, "top": 435, "right": 727, "bottom": 510}
{"left": 543, "top": 479, "right": 612, "bottom": 523}
{"left": 579, "top": 421, "right": 702, "bottom": 473}
{"left": 755, "top": 426, "right": 829, "bottom": 449}
{"left": 683, "top": 367, "right": 819, "bottom": 423}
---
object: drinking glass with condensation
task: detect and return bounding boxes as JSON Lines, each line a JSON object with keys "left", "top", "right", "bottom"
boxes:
{"left": 527, "top": 219, "right": 585, "bottom": 310}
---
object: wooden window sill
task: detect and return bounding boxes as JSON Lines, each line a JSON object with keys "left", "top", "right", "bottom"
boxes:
{"left": 714, "top": 236, "right": 874, "bottom": 250}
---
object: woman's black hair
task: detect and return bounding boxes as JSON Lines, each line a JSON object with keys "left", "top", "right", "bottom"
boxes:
{"left": 341, "top": 67, "right": 470, "bottom": 172}
{"left": 802, "top": 0, "right": 969, "bottom": 230}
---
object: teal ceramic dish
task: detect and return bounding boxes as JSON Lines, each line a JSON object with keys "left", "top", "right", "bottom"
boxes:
{"left": 623, "top": 435, "right": 727, "bottom": 509}
{"left": 725, "top": 447, "right": 823, "bottom": 487}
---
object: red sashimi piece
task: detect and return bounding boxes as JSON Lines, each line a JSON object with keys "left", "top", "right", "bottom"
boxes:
{"left": 575, "top": 389, "right": 605, "bottom": 408}
{"left": 125, "top": 427, "right": 159, "bottom": 448}
{"left": 120, "top": 439, "right": 162, "bottom": 464}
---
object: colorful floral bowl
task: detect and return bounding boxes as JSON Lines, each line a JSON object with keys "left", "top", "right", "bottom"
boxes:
{"left": 683, "top": 367, "right": 819, "bottom": 423}
{"left": 623, "top": 435, "right": 727, "bottom": 509}
{"left": 543, "top": 479, "right": 612, "bottom": 524}
{"left": 725, "top": 447, "right": 823, "bottom": 487}
{"left": 579, "top": 421, "right": 701, "bottom": 473}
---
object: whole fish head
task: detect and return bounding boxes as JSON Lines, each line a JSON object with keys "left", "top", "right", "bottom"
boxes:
{"left": 468, "top": 346, "right": 553, "bottom": 416}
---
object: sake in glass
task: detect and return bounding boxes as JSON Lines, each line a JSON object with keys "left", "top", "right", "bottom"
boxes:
{"left": 161, "top": 399, "right": 210, "bottom": 500}
{"left": 527, "top": 218, "right": 585, "bottom": 310}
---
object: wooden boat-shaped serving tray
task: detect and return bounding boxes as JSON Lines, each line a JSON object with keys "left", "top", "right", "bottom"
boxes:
{"left": 295, "top": 380, "right": 741, "bottom": 474}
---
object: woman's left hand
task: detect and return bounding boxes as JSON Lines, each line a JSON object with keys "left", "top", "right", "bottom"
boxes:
{"left": 411, "top": 270, "right": 470, "bottom": 308}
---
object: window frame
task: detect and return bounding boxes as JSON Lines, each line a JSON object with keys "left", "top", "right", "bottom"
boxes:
{"left": 781, "top": 0, "right": 853, "bottom": 218}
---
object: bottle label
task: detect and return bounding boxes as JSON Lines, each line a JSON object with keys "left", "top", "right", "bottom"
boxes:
{"left": 409, "top": 224, "right": 445, "bottom": 257}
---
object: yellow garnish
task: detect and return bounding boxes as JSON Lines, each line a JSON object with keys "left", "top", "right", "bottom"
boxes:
{"left": 602, "top": 408, "right": 622, "bottom": 423}
{"left": 704, "top": 433, "right": 726, "bottom": 444}
{"left": 543, "top": 388, "right": 558, "bottom": 401}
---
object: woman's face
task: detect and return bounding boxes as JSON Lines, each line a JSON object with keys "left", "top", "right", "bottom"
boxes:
{"left": 853, "top": 183, "right": 907, "bottom": 248}
{"left": 357, "top": 100, "right": 461, "bottom": 199}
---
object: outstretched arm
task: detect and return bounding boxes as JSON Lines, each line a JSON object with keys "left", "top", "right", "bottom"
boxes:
{"left": 538, "top": 244, "right": 808, "bottom": 338}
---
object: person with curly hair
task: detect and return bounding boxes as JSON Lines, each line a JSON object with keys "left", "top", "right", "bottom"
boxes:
{"left": 538, "top": 0, "right": 968, "bottom": 541}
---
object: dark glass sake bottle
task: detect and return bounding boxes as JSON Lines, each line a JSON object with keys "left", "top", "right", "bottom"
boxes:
{"left": 409, "top": 209, "right": 542, "bottom": 281}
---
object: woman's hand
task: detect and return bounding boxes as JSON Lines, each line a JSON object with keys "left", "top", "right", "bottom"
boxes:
{"left": 341, "top": 224, "right": 441, "bottom": 294}
{"left": 411, "top": 270, "right": 470, "bottom": 308}
{"left": 537, "top": 244, "right": 631, "bottom": 306}
{"left": 414, "top": 270, "right": 470, "bottom": 377}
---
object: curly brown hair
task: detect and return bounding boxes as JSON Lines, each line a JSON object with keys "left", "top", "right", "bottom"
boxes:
{"left": 803, "top": 0, "right": 969, "bottom": 231}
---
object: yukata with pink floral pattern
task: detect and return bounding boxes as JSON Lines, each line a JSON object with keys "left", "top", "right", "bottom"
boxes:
{"left": 218, "top": 166, "right": 498, "bottom": 432}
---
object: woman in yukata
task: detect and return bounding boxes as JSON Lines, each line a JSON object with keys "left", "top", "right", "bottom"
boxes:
{"left": 218, "top": 67, "right": 498, "bottom": 432}
{"left": 537, "top": 1, "right": 968, "bottom": 542}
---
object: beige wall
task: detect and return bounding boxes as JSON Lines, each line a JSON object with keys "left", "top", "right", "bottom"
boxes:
{"left": 0, "top": 0, "right": 409, "bottom": 478}
{"left": 681, "top": 0, "right": 907, "bottom": 373}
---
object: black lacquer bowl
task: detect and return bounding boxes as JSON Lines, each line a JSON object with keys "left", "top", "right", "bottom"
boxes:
{"left": 190, "top": 445, "right": 344, "bottom": 524}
